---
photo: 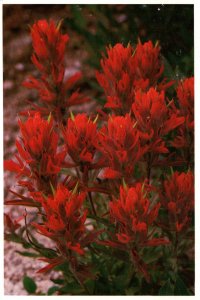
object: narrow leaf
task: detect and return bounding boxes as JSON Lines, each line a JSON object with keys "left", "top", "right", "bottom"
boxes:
{"left": 23, "top": 276, "right": 37, "bottom": 294}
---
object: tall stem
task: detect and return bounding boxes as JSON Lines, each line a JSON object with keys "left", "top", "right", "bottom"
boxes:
{"left": 88, "top": 191, "right": 97, "bottom": 216}
{"left": 70, "top": 265, "right": 91, "bottom": 295}
{"left": 83, "top": 165, "right": 97, "bottom": 216}
{"left": 146, "top": 153, "right": 151, "bottom": 184}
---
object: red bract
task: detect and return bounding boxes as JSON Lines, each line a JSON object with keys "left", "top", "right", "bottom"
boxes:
{"left": 170, "top": 77, "right": 194, "bottom": 167}
{"left": 4, "top": 113, "right": 65, "bottom": 192}
{"left": 132, "top": 87, "right": 184, "bottom": 154}
{"left": 4, "top": 213, "right": 23, "bottom": 233}
{"left": 63, "top": 114, "right": 97, "bottom": 166}
{"left": 161, "top": 171, "right": 194, "bottom": 232}
{"left": 132, "top": 41, "right": 163, "bottom": 88}
{"left": 32, "top": 184, "right": 100, "bottom": 256}
{"left": 23, "top": 20, "right": 89, "bottom": 121}
{"left": 103, "top": 184, "right": 169, "bottom": 281}
{"left": 177, "top": 77, "right": 194, "bottom": 129}
{"left": 109, "top": 184, "right": 168, "bottom": 246}
{"left": 31, "top": 19, "right": 69, "bottom": 83}
{"left": 98, "top": 114, "right": 147, "bottom": 181}
{"left": 96, "top": 43, "right": 136, "bottom": 113}
{"left": 96, "top": 41, "right": 173, "bottom": 114}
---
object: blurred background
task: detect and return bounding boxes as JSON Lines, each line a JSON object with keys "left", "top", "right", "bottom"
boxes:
{"left": 3, "top": 4, "right": 194, "bottom": 295}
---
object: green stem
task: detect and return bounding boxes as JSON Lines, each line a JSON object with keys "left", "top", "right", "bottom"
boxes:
{"left": 70, "top": 266, "right": 91, "bottom": 295}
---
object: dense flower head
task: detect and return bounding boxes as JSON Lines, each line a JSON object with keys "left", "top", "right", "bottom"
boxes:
{"left": 161, "top": 171, "right": 194, "bottom": 232}
{"left": 31, "top": 19, "right": 69, "bottom": 84}
{"left": 177, "top": 77, "right": 194, "bottom": 129}
{"left": 18, "top": 113, "right": 58, "bottom": 159}
{"left": 96, "top": 41, "right": 171, "bottom": 114}
{"left": 170, "top": 77, "right": 194, "bottom": 152}
{"left": 4, "top": 113, "right": 65, "bottom": 191}
{"left": 63, "top": 113, "right": 97, "bottom": 165}
{"left": 98, "top": 114, "right": 147, "bottom": 180}
{"left": 32, "top": 184, "right": 87, "bottom": 255}
{"left": 109, "top": 183, "right": 162, "bottom": 245}
{"left": 132, "top": 40, "right": 164, "bottom": 87}
{"left": 22, "top": 19, "right": 89, "bottom": 121}
{"left": 132, "top": 87, "right": 184, "bottom": 153}
{"left": 96, "top": 43, "right": 136, "bottom": 112}
{"left": 102, "top": 183, "right": 169, "bottom": 282}
{"left": 32, "top": 184, "right": 102, "bottom": 256}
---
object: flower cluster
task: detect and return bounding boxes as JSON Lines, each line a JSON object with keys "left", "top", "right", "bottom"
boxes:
{"left": 109, "top": 183, "right": 165, "bottom": 247}
{"left": 132, "top": 87, "right": 184, "bottom": 154}
{"left": 4, "top": 113, "right": 66, "bottom": 193}
{"left": 97, "top": 114, "right": 146, "bottom": 182}
{"left": 32, "top": 184, "right": 101, "bottom": 257}
{"left": 103, "top": 183, "right": 169, "bottom": 282}
{"left": 22, "top": 20, "right": 89, "bottom": 121}
{"left": 161, "top": 171, "right": 194, "bottom": 232}
{"left": 63, "top": 114, "right": 97, "bottom": 166}
{"left": 4, "top": 19, "right": 194, "bottom": 294}
{"left": 171, "top": 77, "right": 194, "bottom": 165}
{"left": 96, "top": 41, "right": 173, "bottom": 114}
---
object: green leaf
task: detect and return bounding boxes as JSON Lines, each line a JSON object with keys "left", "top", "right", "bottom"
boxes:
{"left": 50, "top": 278, "right": 65, "bottom": 285}
{"left": 142, "top": 247, "right": 161, "bottom": 264}
{"left": 47, "top": 286, "right": 60, "bottom": 295}
{"left": 47, "top": 112, "right": 52, "bottom": 123}
{"left": 174, "top": 275, "right": 191, "bottom": 295}
{"left": 37, "top": 247, "right": 57, "bottom": 259}
{"left": 49, "top": 181, "right": 55, "bottom": 196}
{"left": 16, "top": 250, "right": 39, "bottom": 258}
{"left": 159, "top": 279, "right": 174, "bottom": 295}
{"left": 5, "top": 233, "right": 30, "bottom": 246}
{"left": 59, "top": 282, "right": 84, "bottom": 295}
{"left": 23, "top": 276, "right": 37, "bottom": 294}
{"left": 85, "top": 279, "right": 95, "bottom": 294}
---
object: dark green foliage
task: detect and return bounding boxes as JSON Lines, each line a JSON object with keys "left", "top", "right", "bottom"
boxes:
{"left": 159, "top": 275, "right": 192, "bottom": 295}
{"left": 47, "top": 286, "right": 60, "bottom": 295}
{"left": 23, "top": 276, "right": 37, "bottom": 294}
{"left": 64, "top": 4, "right": 193, "bottom": 75}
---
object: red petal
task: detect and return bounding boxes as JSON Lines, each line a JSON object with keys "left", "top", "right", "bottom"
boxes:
{"left": 102, "top": 168, "right": 121, "bottom": 179}
{"left": 37, "top": 257, "right": 65, "bottom": 273}
{"left": 141, "top": 238, "right": 170, "bottom": 247}
{"left": 63, "top": 72, "right": 82, "bottom": 91}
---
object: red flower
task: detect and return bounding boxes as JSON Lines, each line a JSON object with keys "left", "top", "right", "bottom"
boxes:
{"left": 96, "top": 43, "right": 136, "bottom": 113}
{"left": 161, "top": 171, "right": 194, "bottom": 232}
{"left": 4, "top": 213, "right": 23, "bottom": 233}
{"left": 169, "top": 78, "right": 194, "bottom": 169}
{"left": 23, "top": 20, "right": 89, "bottom": 121}
{"left": 171, "top": 77, "right": 194, "bottom": 151}
{"left": 4, "top": 113, "right": 65, "bottom": 192}
{"left": 32, "top": 184, "right": 101, "bottom": 256}
{"left": 96, "top": 41, "right": 173, "bottom": 114}
{"left": 132, "top": 40, "right": 164, "bottom": 88}
{"left": 31, "top": 19, "right": 69, "bottom": 84}
{"left": 109, "top": 184, "right": 168, "bottom": 246}
{"left": 132, "top": 87, "right": 184, "bottom": 153}
{"left": 98, "top": 114, "right": 147, "bottom": 181}
{"left": 177, "top": 77, "right": 194, "bottom": 129}
{"left": 63, "top": 113, "right": 97, "bottom": 165}
{"left": 101, "top": 184, "right": 169, "bottom": 281}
